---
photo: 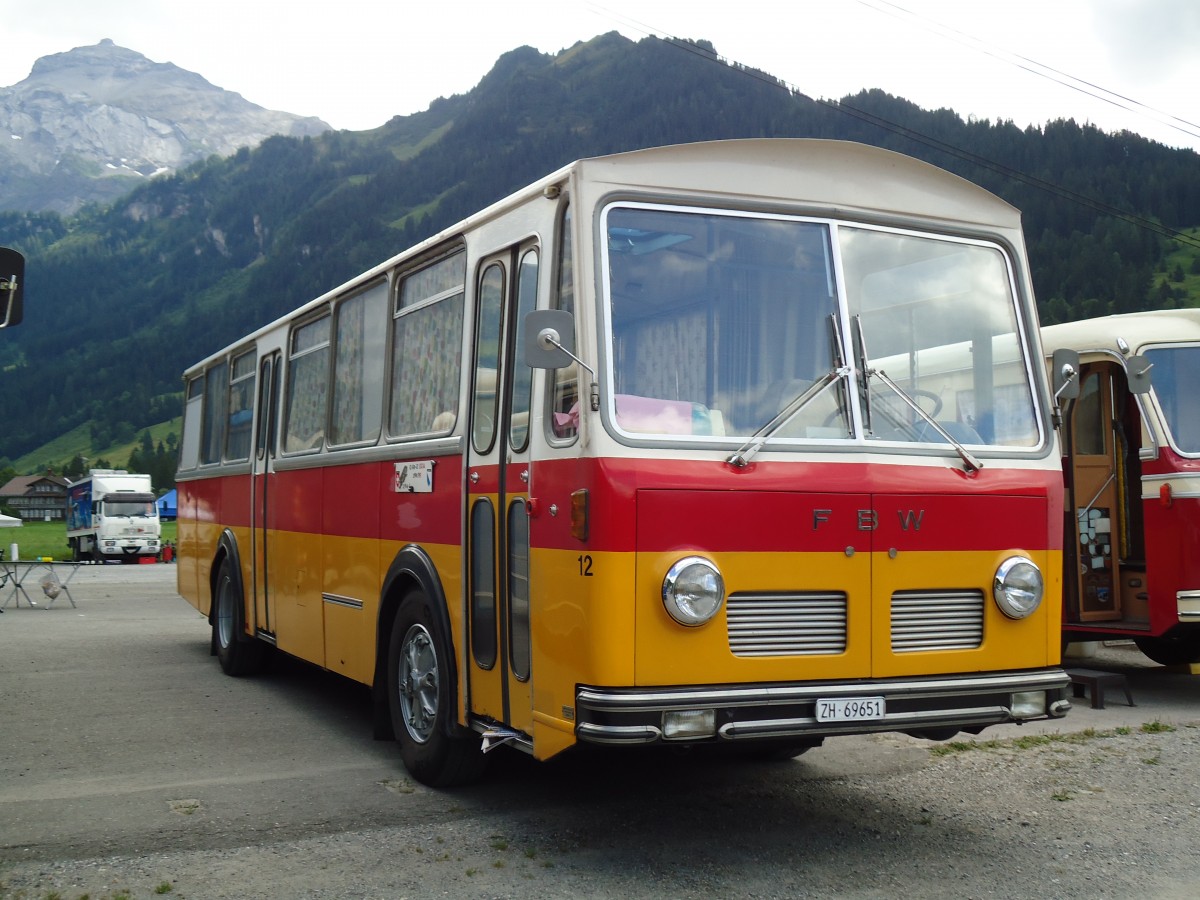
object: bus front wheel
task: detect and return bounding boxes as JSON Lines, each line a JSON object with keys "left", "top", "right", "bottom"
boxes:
{"left": 387, "top": 591, "right": 487, "bottom": 787}
{"left": 213, "top": 558, "right": 267, "bottom": 677}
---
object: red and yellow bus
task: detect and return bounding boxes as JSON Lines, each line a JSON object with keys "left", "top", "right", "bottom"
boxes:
{"left": 177, "top": 139, "right": 1071, "bottom": 785}
{"left": 1042, "top": 310, "right": 1200, "bottom": 666}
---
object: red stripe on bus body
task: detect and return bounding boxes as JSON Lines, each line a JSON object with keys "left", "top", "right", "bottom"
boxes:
{"left": 180, "top": 454, "right": 1061, "bottom": 555}
{"left": 634, "top": 489, "right": 1048, "bottom": 554}
{"left": 526, "top": 457, "right": 1062, "bottom": 554}
{"left": 179, "top": 456, "right": 464, "bottom": 545}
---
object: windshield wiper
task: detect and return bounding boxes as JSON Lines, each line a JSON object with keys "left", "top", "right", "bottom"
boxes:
{"left": 852, "top": 315, "right": 873, "bottom": 434}
{"left": 852, "top": 314, "right": 982, "bottom": 473}
{"left": 726, "top": 366, "right": 850, "bottom": 468}
{"left": 868, "top": 368, "right": 984, "bottom": 473}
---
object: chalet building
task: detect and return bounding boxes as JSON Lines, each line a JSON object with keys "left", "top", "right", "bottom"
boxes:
{"left": 0, "top": 473, "right": 70, "bottom": 521}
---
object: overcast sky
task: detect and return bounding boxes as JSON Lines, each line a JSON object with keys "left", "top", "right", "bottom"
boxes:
{"left": 2, "top": 0, "right": 1199, "bottom": 151}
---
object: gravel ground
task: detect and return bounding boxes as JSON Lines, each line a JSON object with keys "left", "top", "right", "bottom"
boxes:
{"left": 2, "top": 566, "right": 1199, "bottom": 899}
{"left": 5, "top": 723, "right": 1199, "bottom": 900}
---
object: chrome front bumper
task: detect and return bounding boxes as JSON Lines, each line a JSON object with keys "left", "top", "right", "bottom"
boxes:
{"left": 575, "top": 668, "right": 1071, "bottom": 746}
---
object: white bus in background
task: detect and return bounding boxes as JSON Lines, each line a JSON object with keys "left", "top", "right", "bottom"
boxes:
{"left": 1041, "top": 310, "right": 1200, "bottom": 666}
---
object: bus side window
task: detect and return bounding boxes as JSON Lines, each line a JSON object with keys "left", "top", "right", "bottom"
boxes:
{"left": 1075, "top": 372, "right": 1105, "bottom": 456}
{"left": 509, "top": 248, "right": 538, "bottom": 451}
{"left": 180, "top": 375, "right": 204, "bottom": 471}
{"left": 200, "top": 360, "right": 229, "bottom": 465}
{"left": 284, "top": 314, "right": 331, "bottom": 453}
{"left": 473, "top": 264, "right": 506, "bottom": 453}
{"left": 331, "top": 281, "right": 387, "bottom": 446}
{"left": 390, "top": 250, "right": 465, "bottom": 438}
{"left": 550, "top": 204, "right": 578, "bottom": 440}
{"left": 225, "top": 349, "right": 256, "bottom": 461}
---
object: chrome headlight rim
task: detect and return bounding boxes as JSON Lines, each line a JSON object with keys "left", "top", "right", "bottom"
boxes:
{"left": 993, "top": 555, "right": 1044, "bottom": 619}
{"left": 662, "top": 556, "right": 725, "bottom": 627}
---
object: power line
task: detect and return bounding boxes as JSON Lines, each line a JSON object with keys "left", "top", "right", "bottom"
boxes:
{"left": 588, "top": 3, "right": 1200, "bottom": 252}
{"left": 863, "top": 0, "right": 1200, "bottom": 145}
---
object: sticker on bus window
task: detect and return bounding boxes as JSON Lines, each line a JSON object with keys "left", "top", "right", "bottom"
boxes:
{"left": 395, "top": 461, "right": 434, "bottom": 493}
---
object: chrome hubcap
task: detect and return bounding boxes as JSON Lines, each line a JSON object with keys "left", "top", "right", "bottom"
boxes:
{"left": 398, "top": 624, "right": 438, "bottom": 743}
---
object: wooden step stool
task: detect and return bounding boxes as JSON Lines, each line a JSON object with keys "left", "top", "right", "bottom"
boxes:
{"left": 1066, "top": 668, "right": 1135, "bottom": 709}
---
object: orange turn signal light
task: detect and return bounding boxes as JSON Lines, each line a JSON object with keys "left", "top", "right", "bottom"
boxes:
{"left": 570, "top": 489, "right": 589, "bottom": 541}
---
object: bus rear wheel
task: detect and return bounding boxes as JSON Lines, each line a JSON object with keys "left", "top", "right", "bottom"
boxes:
{"left": 387, "top": 591, "right": 487, "bottom": 787}
{"left": 1134, "top": 634, "right": 1200, "bottom": 667}
{"left": 213, "top": 557, "right": 267, "bottom": 676}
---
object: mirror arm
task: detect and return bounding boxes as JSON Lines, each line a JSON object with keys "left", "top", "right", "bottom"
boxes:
{"left": 1053, "top": 363, "right": 1078, "bottom": 403}
{"left": 538, "top": 328, "right": 599, "bottom": 412}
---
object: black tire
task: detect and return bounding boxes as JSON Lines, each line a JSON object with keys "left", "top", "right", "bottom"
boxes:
{"left": 213, "top": 557, "right": 267, "bottom": 676}
{"left": 1134, "top": 634, "right": 1200, "bottom": 667}
{"left": 387, "top": 590, "right": 487, "bottom": 787}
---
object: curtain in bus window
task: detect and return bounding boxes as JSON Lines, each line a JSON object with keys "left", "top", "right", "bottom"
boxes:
{"left": 331, "top": 283, "right": 386, "bottom": 446}
{"left": 605, "top": 206, "right": 841, "bottom": 439}
{"left": 284, "top": 315, "right": 331, "bottom": 453}
{"left": 390, "top": 296, "right": 463, "bottom": 437}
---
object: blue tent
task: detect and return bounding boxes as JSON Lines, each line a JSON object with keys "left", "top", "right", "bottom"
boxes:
{"left": 157, "top": 489, "right": 177, "bottom": 521}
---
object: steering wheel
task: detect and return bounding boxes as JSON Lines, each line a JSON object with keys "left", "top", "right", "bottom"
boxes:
{"left": 822, "top": 388, "right": 943, "bottom": 428}
{"left": 908, "top": 388, "right": 944, "bottom": 419}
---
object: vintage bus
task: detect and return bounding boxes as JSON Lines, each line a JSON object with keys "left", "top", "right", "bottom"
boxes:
{"left": 176, "top": 139, "right": 1072, "bottom": 786}
{"left": 1042, "top": 309, "right": 1200, "bottom": 667}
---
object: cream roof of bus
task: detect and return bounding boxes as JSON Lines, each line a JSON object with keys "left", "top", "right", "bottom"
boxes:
{"left": 574, "top": 138, "right": 1023, "bottom": 232}
{"left": 1041, "top": 308, "right": 1200, "bottom": 359}
{"left": 183, "top": 139, "right": 1025, "bottom": 376}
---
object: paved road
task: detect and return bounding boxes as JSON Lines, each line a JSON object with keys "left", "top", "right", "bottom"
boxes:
{"left": 2, "top": 564, "right": 1199, "bottom": 898}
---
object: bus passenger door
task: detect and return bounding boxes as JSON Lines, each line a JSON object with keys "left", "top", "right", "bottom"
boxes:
{"left": 251, "top": 352, "right": 280, "bottom": 636}
{"left": 1068, "top": 364, "right": 1123, "bottom": 621}
{"left": 465, "top": 246, "right": 539, "bottom": 742}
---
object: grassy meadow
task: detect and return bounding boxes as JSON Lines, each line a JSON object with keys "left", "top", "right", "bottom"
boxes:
{"left": 4, "top": 519, "right": 177, "bottom": 562}
{"left": 12, "top": 417, "right": 182, "bottom": 478}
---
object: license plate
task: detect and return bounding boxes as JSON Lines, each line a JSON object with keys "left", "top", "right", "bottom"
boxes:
{"left": 815, "top": 697, "right": 885, "bottom": 722}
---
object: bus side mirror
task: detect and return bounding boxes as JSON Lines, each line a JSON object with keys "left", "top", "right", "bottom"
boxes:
{"left": 523, "top": 309, "right": 576, "bottom": 370}
{"left": 1052, "top": 349, "right": 1080, "bottom": 401}
{"left": 0, "top": 247, "right": 24, "bottom": 329}
{"left": 1125, "top": 354, "right": 1153, "bottom": 395}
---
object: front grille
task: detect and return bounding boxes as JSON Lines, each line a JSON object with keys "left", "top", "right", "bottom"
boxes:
{"left": 727, "top": 592, "right": 847, "bottom": 657}
{"left": 891, "top": 590, "right": 984, "bottom": 652}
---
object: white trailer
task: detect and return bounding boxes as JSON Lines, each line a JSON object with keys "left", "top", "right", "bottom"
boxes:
{"left": 66, "top": 469, "right": 161, "bottom": 563}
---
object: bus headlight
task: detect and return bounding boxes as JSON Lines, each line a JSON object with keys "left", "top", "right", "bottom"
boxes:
{"left": 662, "top": 557, "right": 725, "bottom": 626}
{"left": 993, "top": 556, "right": 1043, "bottom": 619}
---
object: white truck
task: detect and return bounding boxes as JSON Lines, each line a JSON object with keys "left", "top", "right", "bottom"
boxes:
{"left": 66, "top": 469, "right": 161, "bottom": 563}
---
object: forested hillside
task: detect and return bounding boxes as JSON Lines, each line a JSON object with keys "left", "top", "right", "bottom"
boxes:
{"left": 1, "top": 32, "right": 1197, "bottom": 470}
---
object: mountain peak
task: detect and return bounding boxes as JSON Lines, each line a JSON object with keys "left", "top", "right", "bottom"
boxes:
{"left": 1, "top": 40, "right": 330, "bottom": 214}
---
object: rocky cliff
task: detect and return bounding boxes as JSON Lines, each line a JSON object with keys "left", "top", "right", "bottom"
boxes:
{"left": 0, "top": 39, "right": 330, "bottom": 214}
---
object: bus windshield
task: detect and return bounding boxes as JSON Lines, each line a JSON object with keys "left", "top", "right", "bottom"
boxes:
{"left": 1144, "top": 344, "right": 1200, "bottom": 454}
{"left": 604, "top": 205, "right": 1040, "bottom": 449}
